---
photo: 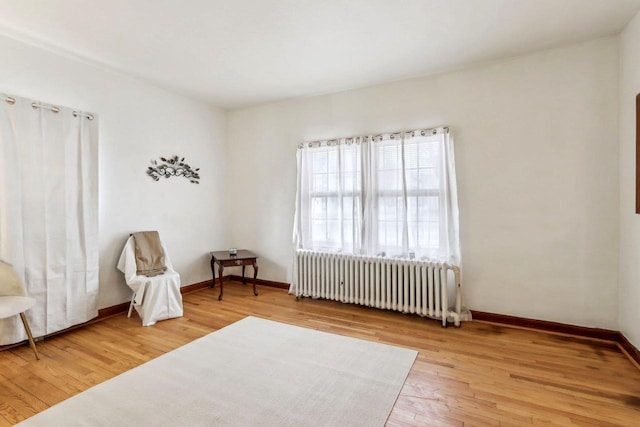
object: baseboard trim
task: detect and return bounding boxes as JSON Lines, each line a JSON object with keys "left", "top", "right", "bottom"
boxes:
{"left": 5, "top": 286, "right": 638, "bottom": 370}
{"left": 93, "top": 276, "right": 280, "bottom": 319}
{"left": 1, "top": 301, "right": 133, "bottom": 352}
{"left": 94, "top": 280, "right": 219, "bottom": 320}
{"left": 618, "top": 332, "right": 640, "bottom": 368}
{"left": 471, "top": 310, "right": 640, "bottom": 368}
{"left": 227, "top": 275, "right": 290, "bottom": 290}
{"left": 0, "top": 279, "right": 220, "bottom": 353}
{"left": 181, "top": 279, "right": 215, "bottom": 294}
{"left": 97, "top": 302, "right": 130, "bottom": 319}
{"left": 470, "top": 310, "right": 619, "bottom": 341}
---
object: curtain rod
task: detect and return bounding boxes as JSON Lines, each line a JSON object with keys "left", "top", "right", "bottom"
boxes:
{"left": 299, "top": 126, "right": 449, "bottom": 149}
{"left": 1, "top": 94, "right": 94, "bottom": 120}
{"left": 32, "top": 102, "right": 60, "bottom": 114}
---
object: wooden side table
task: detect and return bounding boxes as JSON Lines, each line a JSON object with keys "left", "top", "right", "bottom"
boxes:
{"left": 210, "top": 250, "right": 259, "bottom": 301}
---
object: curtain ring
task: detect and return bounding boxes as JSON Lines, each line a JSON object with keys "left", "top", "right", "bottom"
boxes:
{"left": 73, "top": 111, "right": 95, "bottom": 120}
{"left": 32, "top": 102, "right": 60, "bottom": 113}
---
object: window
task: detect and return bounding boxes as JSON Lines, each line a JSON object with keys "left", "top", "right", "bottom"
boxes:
{"left": 374, "top": 135, "right": 443, "bottom": 256}
{"left": 304, "top": 143, "right": 361, "bottom": 253}
{"left": 294, "top": 127, "right": 459, "bottom": 265}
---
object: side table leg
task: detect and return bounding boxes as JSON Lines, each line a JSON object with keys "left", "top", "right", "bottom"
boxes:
{"left": 242, "top": 265, "right": 246, "bottom": 284}
{"left": 218, "top": 265, "right": 225, "bottom": 300}
{"left": 210, "top": 257, "right": 216, "bottom": 288}
{"left": 252, "top": 261, "right": 259, "bottom": 296}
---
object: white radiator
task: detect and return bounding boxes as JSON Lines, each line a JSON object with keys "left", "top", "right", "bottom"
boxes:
{"left": 295, "top": 250, "right": 462, "bottom": 327}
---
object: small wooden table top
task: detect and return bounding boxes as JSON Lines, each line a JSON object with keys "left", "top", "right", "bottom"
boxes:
{"left": 210, "top": 250, "right": 259, "bottom": 301}
{"left": 210, "top": 250, "right": 257, "bottom": 262}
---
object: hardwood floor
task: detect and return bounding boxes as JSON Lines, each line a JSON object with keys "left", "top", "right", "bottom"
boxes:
{"left": 1, "top": 281, "right": 639, "bottom": 426}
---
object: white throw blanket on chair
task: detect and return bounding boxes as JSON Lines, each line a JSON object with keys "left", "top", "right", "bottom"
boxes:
{"left": 117, "top": 236, "right": 183, "bottom": 326}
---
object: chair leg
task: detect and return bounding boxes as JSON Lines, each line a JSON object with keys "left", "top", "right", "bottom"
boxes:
{"left": 128, "top": 293, "right": 136, "bottom": 318}
{"left": 19, "top": 312, "right": 40, "bottom": 360}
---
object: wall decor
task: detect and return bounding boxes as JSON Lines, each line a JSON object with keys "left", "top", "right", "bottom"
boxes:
{"left": 147, "top": 155, "right": 200, "bottom": 184}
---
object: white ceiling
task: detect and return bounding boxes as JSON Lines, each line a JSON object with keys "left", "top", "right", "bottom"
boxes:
{"left": 0, "top": 0, "right": 639, "bottom": 110}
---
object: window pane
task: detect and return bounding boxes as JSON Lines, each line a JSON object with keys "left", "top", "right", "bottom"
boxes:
{"left": 385, "top": 222, "right": 398, "bottom": 246}
{"left": 379, "top": 170, "right": 401, "bottom": 191}
{"left": 328, "top": 150, "right": 338, "bottom": 173}
{"left": 327, "top": 220, "right": 339, "bottom": 243}
{"left": 407, "top": 196, "right": 417, "bottom": 217}
{"left": 343, "top": 196, "right": 353, "bottom": 219}
{"left": 343, "top": 174, "right": 354, "bottom": 191}
{"left": 417, "top": 144, "right": 432, "bottom": 168}
{"left": 343, "top": 149, "right": 355, "bottom": 172}
{"left": 311, "top": 197, "right": 326, "bottom": 219}
{"left": 428, "top": 222, "right": 439, "bottom": 247}
{"left": 417, "top": 196, "right": 437, "bottom": 220}
{"left": 327, "top": 197, "right": 339, "bottom": 220}
{"left": 327, "top": 174, "right": 338, "bottom": 192}
{"left": 404, "top": 142, "right": 417, "bottom": 168}
{"left": 419, "top": 168, "right": 438, "bottom": 189}
{"left": 417, "top": 222, "right": 429, "bottom": 247}
{"left": 312, "top": 220, "right": 326, "bottom": 241}
{"left": 427, "top": 196, "right": 439, "bottom": 216}
{"left": 406, "top": 169, "right": 418, "bottom": 191}
{"left": 343, "top": 222, "right": 353, "bottom": 243}
{"left": 313, "top": 174, "right": 327, "bottom": 192}
{"left": 379, "top": 143, "right": 400, "bottom": 170}
{"left": 378, "top": 197, "right": 396, "bottom": 221}
{"left": 313, "top": 151, "right": 328, "bottom": 172}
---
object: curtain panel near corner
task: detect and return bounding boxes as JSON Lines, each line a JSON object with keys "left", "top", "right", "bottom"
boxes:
{"left": 362, "top": 130, "right": 460, "bottom": 263}
{"left": 293, "top": 128, "right": 460, "bottom": 270}
{"left": 0, "top": 95, "right": 99, "bottom": 345}
{"left": 293, "top": 140, "right": 363, "bottom": 254}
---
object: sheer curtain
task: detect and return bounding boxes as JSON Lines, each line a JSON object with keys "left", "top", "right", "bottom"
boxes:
{"left": 294, "top": 139, "right": 362, "bottom": 253}
{"left": 294, "top": 127, "right": 460, "bottom": 264}
{"left": 0, "top": 94, "right": 99, "bottom": 345}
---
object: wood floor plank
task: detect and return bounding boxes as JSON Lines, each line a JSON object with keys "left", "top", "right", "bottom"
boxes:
{"left": 1, "top": 281, "right": 639, "bottom": 426}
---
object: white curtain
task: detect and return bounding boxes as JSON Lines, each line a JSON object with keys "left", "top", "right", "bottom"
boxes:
{"left": 0, "top": 95, "right": 99, "bottom": 345}
{"left": 294, "top": 140, "right": 362, "bottom": 253}
{"left": 293, "top": 127, "right": 460, "bottom": 264}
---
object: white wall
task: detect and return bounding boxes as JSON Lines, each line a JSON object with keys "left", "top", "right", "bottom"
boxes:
{"left": 0, "top": 31, "right": 624, "bottom": 331}
{"left": 227, "top": 38, "right": 620, "bottom": 329}
{"left": 0, "top": 35, "right": 228, "bottom": 309}
{"left": 619, "top": 11, "right": 640, "bottom": 349}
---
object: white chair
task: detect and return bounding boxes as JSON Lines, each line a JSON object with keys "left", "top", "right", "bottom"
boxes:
{"left": 116, "top": 235, "right": 183, "bottom": 326}
{"left": 0, "top": 261, "right": 40, "bottom": 359}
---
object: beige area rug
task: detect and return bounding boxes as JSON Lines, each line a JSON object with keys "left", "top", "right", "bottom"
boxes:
{"left": 18, "top": 316, "right": 417, "bottom": 427}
